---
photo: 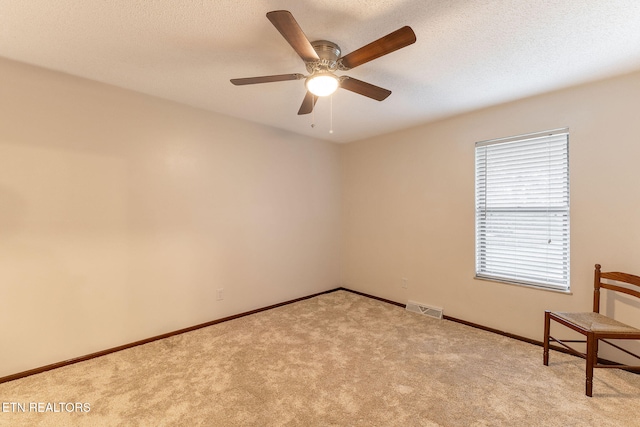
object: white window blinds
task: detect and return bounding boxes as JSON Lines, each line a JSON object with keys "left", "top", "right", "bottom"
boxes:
{"left": 475, "top": 129, "right": 570, "bottom": 291}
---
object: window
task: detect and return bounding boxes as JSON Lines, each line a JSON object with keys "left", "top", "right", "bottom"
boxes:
{"left": 475, "top": 128, "right": 570, "bottom": 291}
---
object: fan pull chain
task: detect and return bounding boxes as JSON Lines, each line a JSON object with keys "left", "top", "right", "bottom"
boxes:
{"left": 311, "top": 100, "right": 315, "bottom": 128}
{"left": 329, "top": 94, "right": 334, "bottom": 134}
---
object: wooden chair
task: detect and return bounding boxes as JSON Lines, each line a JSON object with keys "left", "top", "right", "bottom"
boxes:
{"left": 543, "top": 264, "right": 640, "bottom": 396}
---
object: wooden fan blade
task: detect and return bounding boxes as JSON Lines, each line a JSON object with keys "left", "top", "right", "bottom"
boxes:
{"left": 267, "top": 10, "right": 319, "bottom": 62}
{"left": 298, "top": 91, "right": 318, "bottom": 115}
{"left": 230, "top": 74, "right": 304, "bottom": 85}
{"left": 339, "top": 26, "right": 416, "bottom": 70}
{"left": 340, "top": 77, "right": 391, "bottom": 101}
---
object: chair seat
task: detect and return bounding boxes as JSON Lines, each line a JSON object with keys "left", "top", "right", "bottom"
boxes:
{"left": 553, "top": 311, "right": 640, "bottom": 334}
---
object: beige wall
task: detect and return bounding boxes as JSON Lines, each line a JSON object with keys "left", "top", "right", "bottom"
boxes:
{"left": 0, "top": 58, "right": 342, "bottom": 377}
{"left": 341, "top": 70, "right": 640, "bottom": 355}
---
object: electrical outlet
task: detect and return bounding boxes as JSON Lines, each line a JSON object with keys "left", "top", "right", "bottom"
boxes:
{"left": 402, "top": 278, "right": 408, "bottom": 289}
{"left": 216, "top": 288, "right": 224, "bottom": 301}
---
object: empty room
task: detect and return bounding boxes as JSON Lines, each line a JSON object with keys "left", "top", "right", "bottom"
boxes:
{"left": 1, "top": 1, "right": 640, "bottom": 426}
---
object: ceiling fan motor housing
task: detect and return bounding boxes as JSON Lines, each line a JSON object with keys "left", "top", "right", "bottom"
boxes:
{"left": 307, "top": 40, "right": 341, "bottom": 73}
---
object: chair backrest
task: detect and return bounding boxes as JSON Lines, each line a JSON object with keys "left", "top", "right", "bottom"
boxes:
{"left": 593, "top": 264, "right": 640, "bottom": 313}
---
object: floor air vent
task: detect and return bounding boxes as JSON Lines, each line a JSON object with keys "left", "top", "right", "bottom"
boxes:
{"left": 406, "top": 301, "right": 443, "bottom": 319}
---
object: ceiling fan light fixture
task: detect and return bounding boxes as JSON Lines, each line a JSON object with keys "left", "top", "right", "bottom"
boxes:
{"left": 306, "top": 72, "right": 339, "bottom": 97}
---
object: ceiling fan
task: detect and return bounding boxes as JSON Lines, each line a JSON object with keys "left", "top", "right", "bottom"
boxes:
{"left": 230, "top": 10, "right": 416, "bottom": 115}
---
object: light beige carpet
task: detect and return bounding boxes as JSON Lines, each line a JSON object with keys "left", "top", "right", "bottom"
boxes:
{"left": 1, "top": 290, "right": 639, "bottom": 426}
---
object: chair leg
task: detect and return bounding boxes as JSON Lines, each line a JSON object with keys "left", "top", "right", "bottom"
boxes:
{"left": 586, "top": 333, "right": 595, "bottom": 397}
{"left": 543, "top": 311, "right": 550, "bottom": 366}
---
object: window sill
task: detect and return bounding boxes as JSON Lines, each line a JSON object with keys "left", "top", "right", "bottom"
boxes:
{"left": 474, "top": 276, "right": 572, "bottom": 295}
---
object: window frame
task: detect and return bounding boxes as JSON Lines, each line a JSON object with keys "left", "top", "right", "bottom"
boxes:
{"left": 474, "top": 128, "right": 570, "bottom": 292}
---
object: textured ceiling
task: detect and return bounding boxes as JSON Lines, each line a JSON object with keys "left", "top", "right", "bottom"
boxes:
{"left": 2, "top": 0, "right": 640, "bottom": 143}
